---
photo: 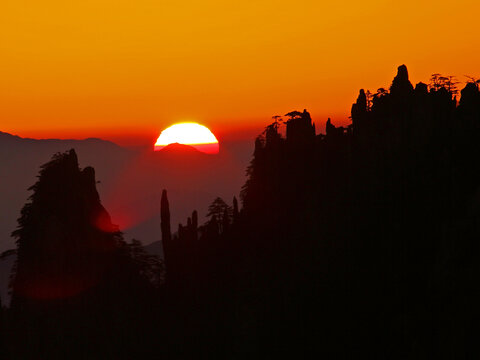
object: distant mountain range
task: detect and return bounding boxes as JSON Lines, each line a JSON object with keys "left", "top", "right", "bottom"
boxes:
{"left": 159, "top": 142, "right": 204, "bottom": 153}
{"left": 0, "top": 131, "right": 252, "bottom": 252}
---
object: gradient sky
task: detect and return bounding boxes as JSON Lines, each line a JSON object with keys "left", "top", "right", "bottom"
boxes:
{"left": 1, "top": 0, "right": 479, "bottom": 145}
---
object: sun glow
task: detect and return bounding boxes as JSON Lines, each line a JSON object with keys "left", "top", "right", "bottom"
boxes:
{"left": 154, "top": 123, "right": 219, "bottom": 154}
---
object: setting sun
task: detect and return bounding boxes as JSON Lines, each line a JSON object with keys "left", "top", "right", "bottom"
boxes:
{"left": 154, "top": 123, "right": 219, "bottom": 154}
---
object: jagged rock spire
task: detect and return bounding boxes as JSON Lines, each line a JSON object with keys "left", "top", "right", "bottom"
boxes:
{"left": 233, "top": 196, "right": 239, "bottom": 221}
{"left": 352, "top": 89, "right": 367, "bottom": 117}
{"left": 326, "top": 118, "right": 335, "bottom": 136}
{"left": 161, "top": 189, "right": 171, "bottom": 243}
{"left": 396, "top": 64, "right": 409, "bottom": 81}
{"left": 351, "top": 89, "right": 369, "bottom": 132}
{"left": 10, "top": 149, "right": 123, "bottom": 303}
{"left": 390, "top": 64, "right": 414, "bottom": 97}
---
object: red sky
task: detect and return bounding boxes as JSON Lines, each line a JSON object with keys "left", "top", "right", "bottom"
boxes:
{"left": 1, "top": 0, "right": 480, "bottom": 145}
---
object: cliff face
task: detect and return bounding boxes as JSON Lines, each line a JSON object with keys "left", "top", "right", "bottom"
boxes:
{"left": 11, "top": 149, "right": 123, "bottom": 302}
{"left": 6, "top": 149, "right": 158, "bottom": 358}
{"left": 0, "top": 133, "right": 130, "bottom": 253}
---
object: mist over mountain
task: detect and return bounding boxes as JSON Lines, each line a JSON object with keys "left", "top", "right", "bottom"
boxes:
{"left": 0, "top": 131, "right": 252, "bottom": 252}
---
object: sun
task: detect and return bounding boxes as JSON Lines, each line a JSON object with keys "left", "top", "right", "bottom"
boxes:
{"left": 154, "top": 122, "right": 219, "bottom": 154}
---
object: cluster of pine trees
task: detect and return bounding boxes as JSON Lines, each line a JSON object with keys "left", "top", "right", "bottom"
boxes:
{"left": 1, "top": 65, "right": 480, "bottom": 359}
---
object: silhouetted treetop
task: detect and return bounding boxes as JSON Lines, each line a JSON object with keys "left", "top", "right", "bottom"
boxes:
{"left": 127, "top": 239, "right": 164, "bottom": 287}
{"left": 284, "top": 110, "right": 303, "bottom": 120}
{"left": 207, "top": 197, "right": 232, "bottom": 222}
{"left": 285, "top": 109, "right": 315, "bottom": 142}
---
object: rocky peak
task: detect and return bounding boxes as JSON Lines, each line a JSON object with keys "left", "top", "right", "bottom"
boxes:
{"left": 390, "top": 64, "right": 414, "bottom": 98}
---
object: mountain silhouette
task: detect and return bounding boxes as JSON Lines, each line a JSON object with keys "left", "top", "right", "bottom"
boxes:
{"left": 0, "top": 132, "right": 131, "bottom": 252}
{"left": 11, "top": 149, "right": 126, "bottom": 301}
{"left": 7, "top": 149, "right": 157, "bottom": 358}
{"left": 0, "top": 132, "right": 250, "bottom": 252}
{"left": 158, "top": 142, "right": 203, "bottom": 154}
{"left": 3, "top": 64, "right": 478, "bottom": 359}
{"left": 159, "top": 65, "right": 480, "bottom": 358}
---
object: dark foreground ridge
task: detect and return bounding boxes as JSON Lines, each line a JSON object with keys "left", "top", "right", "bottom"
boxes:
{"left": 1, "top": 65, "right": 480, "bottom": 359}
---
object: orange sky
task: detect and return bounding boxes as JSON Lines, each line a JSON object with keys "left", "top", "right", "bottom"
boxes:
{"left": 1, "top": 0, "right": 479, "bottom": 145}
